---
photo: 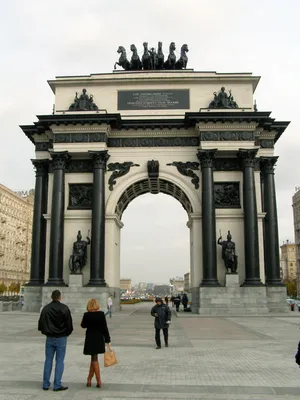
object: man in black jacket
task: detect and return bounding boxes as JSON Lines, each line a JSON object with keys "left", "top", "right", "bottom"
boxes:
{"left": 38, "top": 290, "right": 73, "bottom": 391}
{"left": 151, "top": 297, "right": 171, "bottom": 349}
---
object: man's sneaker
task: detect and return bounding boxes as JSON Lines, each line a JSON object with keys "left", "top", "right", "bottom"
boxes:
{"left": 156, "top": 346, "right": 161, "bottom": 349}
{"left": 165, "top": 343, "right": 169, "bottom": 347}
{"left": 42, "top": 388, "right": 49, "bottom": 391}
{"left": 53, "top": 386, "right": 68, "bottom": 392}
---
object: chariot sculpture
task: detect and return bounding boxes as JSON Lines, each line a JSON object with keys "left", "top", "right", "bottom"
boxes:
{"left": 114, "top": 42, "right": 189, "bottom": 71}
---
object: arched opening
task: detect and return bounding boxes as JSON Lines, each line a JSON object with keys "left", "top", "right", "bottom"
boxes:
{"left": 116, "top": 179, "right": 193, "bottom": 309}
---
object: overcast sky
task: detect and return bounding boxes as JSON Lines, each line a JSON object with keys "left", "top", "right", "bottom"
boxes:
{"left": 1, "top": 1, "right": 299, "bottom": 284}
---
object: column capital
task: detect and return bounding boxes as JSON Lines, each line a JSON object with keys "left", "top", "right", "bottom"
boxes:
{"left": 196, "top": 149, "right": 218, "bottom": 168}
{"left": 89, "top": 150, "right": 110, "bottom": 169}
{"left": 260, "top": 156, "right": 279, "bottom": 174}
{"left": 238, "top": 148, "right": 259, "bottom": 168}
{"left": 49, "top": 151, "right": 70, "bottom": 170}
{"left": 31, "top": 159, "right": 49, "bottom": 177}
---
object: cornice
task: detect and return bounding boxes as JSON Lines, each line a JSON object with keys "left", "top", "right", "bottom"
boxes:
{"left": 20, "top": 111, "right": 290, "bottom": 145}
{"left": 51, "top": 123, "right": 111, "bottom": 135}
{"left": 109, "top": 128, "right": 197, "bottom": 138}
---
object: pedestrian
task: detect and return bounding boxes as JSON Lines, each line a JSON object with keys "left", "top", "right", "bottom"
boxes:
{"left": 81, "top": 298, "right": 111, "bottom": 388}
{"left": 151, "top": 297, "right": 171, "bottom": 349}
{"left": 105, "top": 295, "right": 113, "bottom": 318}
{"left": 170, "top": 295, "right": 175, "bottom": 308}
{"left": 38, "top": 290, "right": 73, "bottom": 392}
{"left": 182, "top": 293, "right": 188, "bottom": 311}
{"left": 164, "top": 295, "right": 169, "bottom": 305}
{"left": 173, "top": 295, "right": 181, "bottom": 312}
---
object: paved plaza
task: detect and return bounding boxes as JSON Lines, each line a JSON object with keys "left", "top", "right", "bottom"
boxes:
{"left": 0, "top": 302, "right": 300, "bottom": 400}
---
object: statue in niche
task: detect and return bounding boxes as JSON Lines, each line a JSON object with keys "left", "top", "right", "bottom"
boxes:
{"left": 69, "top": 230, "right": 91, "bottom": 274}
{"left": 69, "top": 88, "right": 99, "bottom": 111}
{"left": 208, "top": 87, "right": 239, "bottom": 109}
{"left": 217, "top": 230, "right": 238, "bottom": 273}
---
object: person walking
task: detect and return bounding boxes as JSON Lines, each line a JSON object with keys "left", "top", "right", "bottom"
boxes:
{"left": 164, "top": 295, "right": 169, "bottom": 305}
{"left": 81, "top": 298, "right": 111, "bottom": 388}
{"left": 173, "top": 295, "right": 181, "bottom": 312}
{"left": 151, "top": 297, "right": 171, "bottom": 349}
{"left": 105, "top": 295, "right": 113, "bottom": 318}
{"left": 38, "top": 290, "right": 73, "bottom": 392}
{"left": 182, "top": 293, "right": 189, "bottom": 311}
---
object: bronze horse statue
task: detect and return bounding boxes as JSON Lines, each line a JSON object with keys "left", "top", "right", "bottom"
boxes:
{"left": 114, "top": 46, "right": 130, "bottom": 70}
{"left": 175, "top": 44, "right": 189, "bottom": 69}
{"left": 142, "top": 42, "right": 151, "bottom": 70}
{"left": 130, "top": 44, "right": 142, "bottom": 70}
{"left": 156, "top": 41, "right": 164, "bottom": 69}
{"left": 164, "top": 42, "right": 176, "bottom": 69}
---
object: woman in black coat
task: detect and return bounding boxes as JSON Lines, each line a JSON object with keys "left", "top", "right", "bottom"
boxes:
{"left": 81, "top": 298, "right": 111, "bottom": 388}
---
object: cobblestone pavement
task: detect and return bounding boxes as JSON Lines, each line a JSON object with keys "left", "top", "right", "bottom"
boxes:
{"left": 0, "top": 302, "right": 300, "bottom": 399}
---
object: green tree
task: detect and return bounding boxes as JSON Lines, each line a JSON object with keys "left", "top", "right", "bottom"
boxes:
{"left": 0, "top": 282, "right": 6, "bottom": 294}
{"left": 8, "top": 282, "right": 19, "bottom": 294}
{"left": 283, "top": 279, "right": 297, "bottom": 297}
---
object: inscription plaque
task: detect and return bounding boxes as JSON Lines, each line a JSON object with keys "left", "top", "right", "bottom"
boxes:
{"left": 118, "top": 89, "right": 190, "bottom": 110}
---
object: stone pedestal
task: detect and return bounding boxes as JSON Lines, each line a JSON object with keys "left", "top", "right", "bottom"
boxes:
{"left": 23, "top": 286, "right": 43, "bottom": 312}
{"left": 225, "top": 274, "right": 239, "bottom": 288}
{"left": 69, "top": 274, "right": 83, "bottom": 287}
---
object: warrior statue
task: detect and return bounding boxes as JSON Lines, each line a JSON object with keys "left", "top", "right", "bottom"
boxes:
{"left": 149, "top": 46, "right": 158, "bottom": 70}
{"left": 163, "top": 42, "right": 176, "bottom": 69}
{"left": 69, "top": 230, "right": 91, "bottom": 274}
{"left": 114, "top": 46, "right": 130, "bottom": 70}
{"left": 175, "top": 44, "right": 189, "bottom": 69}
{"left": 217, "top": 231, "right": 238, "bottom": 273}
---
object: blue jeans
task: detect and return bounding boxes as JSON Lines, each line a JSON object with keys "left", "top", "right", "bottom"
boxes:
{"left": 43, "top": 336, "right": 67, "bottom": 390}
{"left": 105, "top": 307, "right": 112, "bottom": 318}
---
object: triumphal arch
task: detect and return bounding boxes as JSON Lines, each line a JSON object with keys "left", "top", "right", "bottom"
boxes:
{"left": 22, "top": 43, "right": 289, "bottom": 314}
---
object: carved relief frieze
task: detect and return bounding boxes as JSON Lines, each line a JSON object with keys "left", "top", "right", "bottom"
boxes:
{"left": 68, "top": 184, "right": 93, "bottom": 209}
{"left": 214, "top": 182, "right": 240, "bottom": 208}
{"left": 50, "top": 124, "right": 110, "bottom": 134}
{"left": 108, "top": 137, "right": 199, "bottom": 147}
{"left": 200, "top": 131, "right": 254, "bottom": 141}
{"left": 53, "top": 132, "right": 107, "bottom": 143}
{"left": 167, "top": 161, "right": 200, "bottom": 189}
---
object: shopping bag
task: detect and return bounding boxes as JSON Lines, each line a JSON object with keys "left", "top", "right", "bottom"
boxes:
{"left": 104, "top": 347, "right": 118, "bottom": 367}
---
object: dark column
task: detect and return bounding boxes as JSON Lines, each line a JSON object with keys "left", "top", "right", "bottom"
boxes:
{"left": 46, "top": 151, "right": 70, "bottom": 286}
{"left": 238, "top": 149, "right": 262, "bottom": 286}
{"left": 88, "top": 150, "right": 110, "bottom": 286}
{"left": 197, "top": 149, "right": 220, "bottom": 286}
{"left": 260, "top": 157, "right": 283, "bottom": 285}
{"left": 27, "top": 159, "right": 49, "bottom": 285}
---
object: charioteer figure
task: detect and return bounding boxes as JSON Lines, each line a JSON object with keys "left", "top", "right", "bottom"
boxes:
{"left": 69, "top": 230, "right": 91, "bottom": 274}
{"left": 217, "top": 231, "right": 238, "bottom": 273}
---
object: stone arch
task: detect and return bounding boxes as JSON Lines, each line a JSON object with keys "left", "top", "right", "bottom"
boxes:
{"left": 105, "top": 170, "right": 200, "bottom": 217}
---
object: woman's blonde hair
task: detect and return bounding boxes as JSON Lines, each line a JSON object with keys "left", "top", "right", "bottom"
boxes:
{"left": 87, "top": 298, "right": 100, "bottom": 312}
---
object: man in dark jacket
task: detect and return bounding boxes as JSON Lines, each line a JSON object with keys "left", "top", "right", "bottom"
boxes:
{"left": 38, "top": 290, "right": 73, "bottom": 391}
{"left": 151, "top": 297, "right": 171, "bottom": 349}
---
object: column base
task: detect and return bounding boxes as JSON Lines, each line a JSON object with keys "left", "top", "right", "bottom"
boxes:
{"left": 25, "top": 280, "right": 45, "bottom": 286}
{"left": 45, "top": 279, "right": 67, "bottom": 286}
{"left": 265, "top": 279, "right": 285, "bottom": 286}
{"left": 242, "top": 278, "right": 264, "bottom": 286}
{"left": 87, "top": 279, "right": 107, "bottom": 287}
{"left": 200, "top": 279, "right": 220, "bottom": 287}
